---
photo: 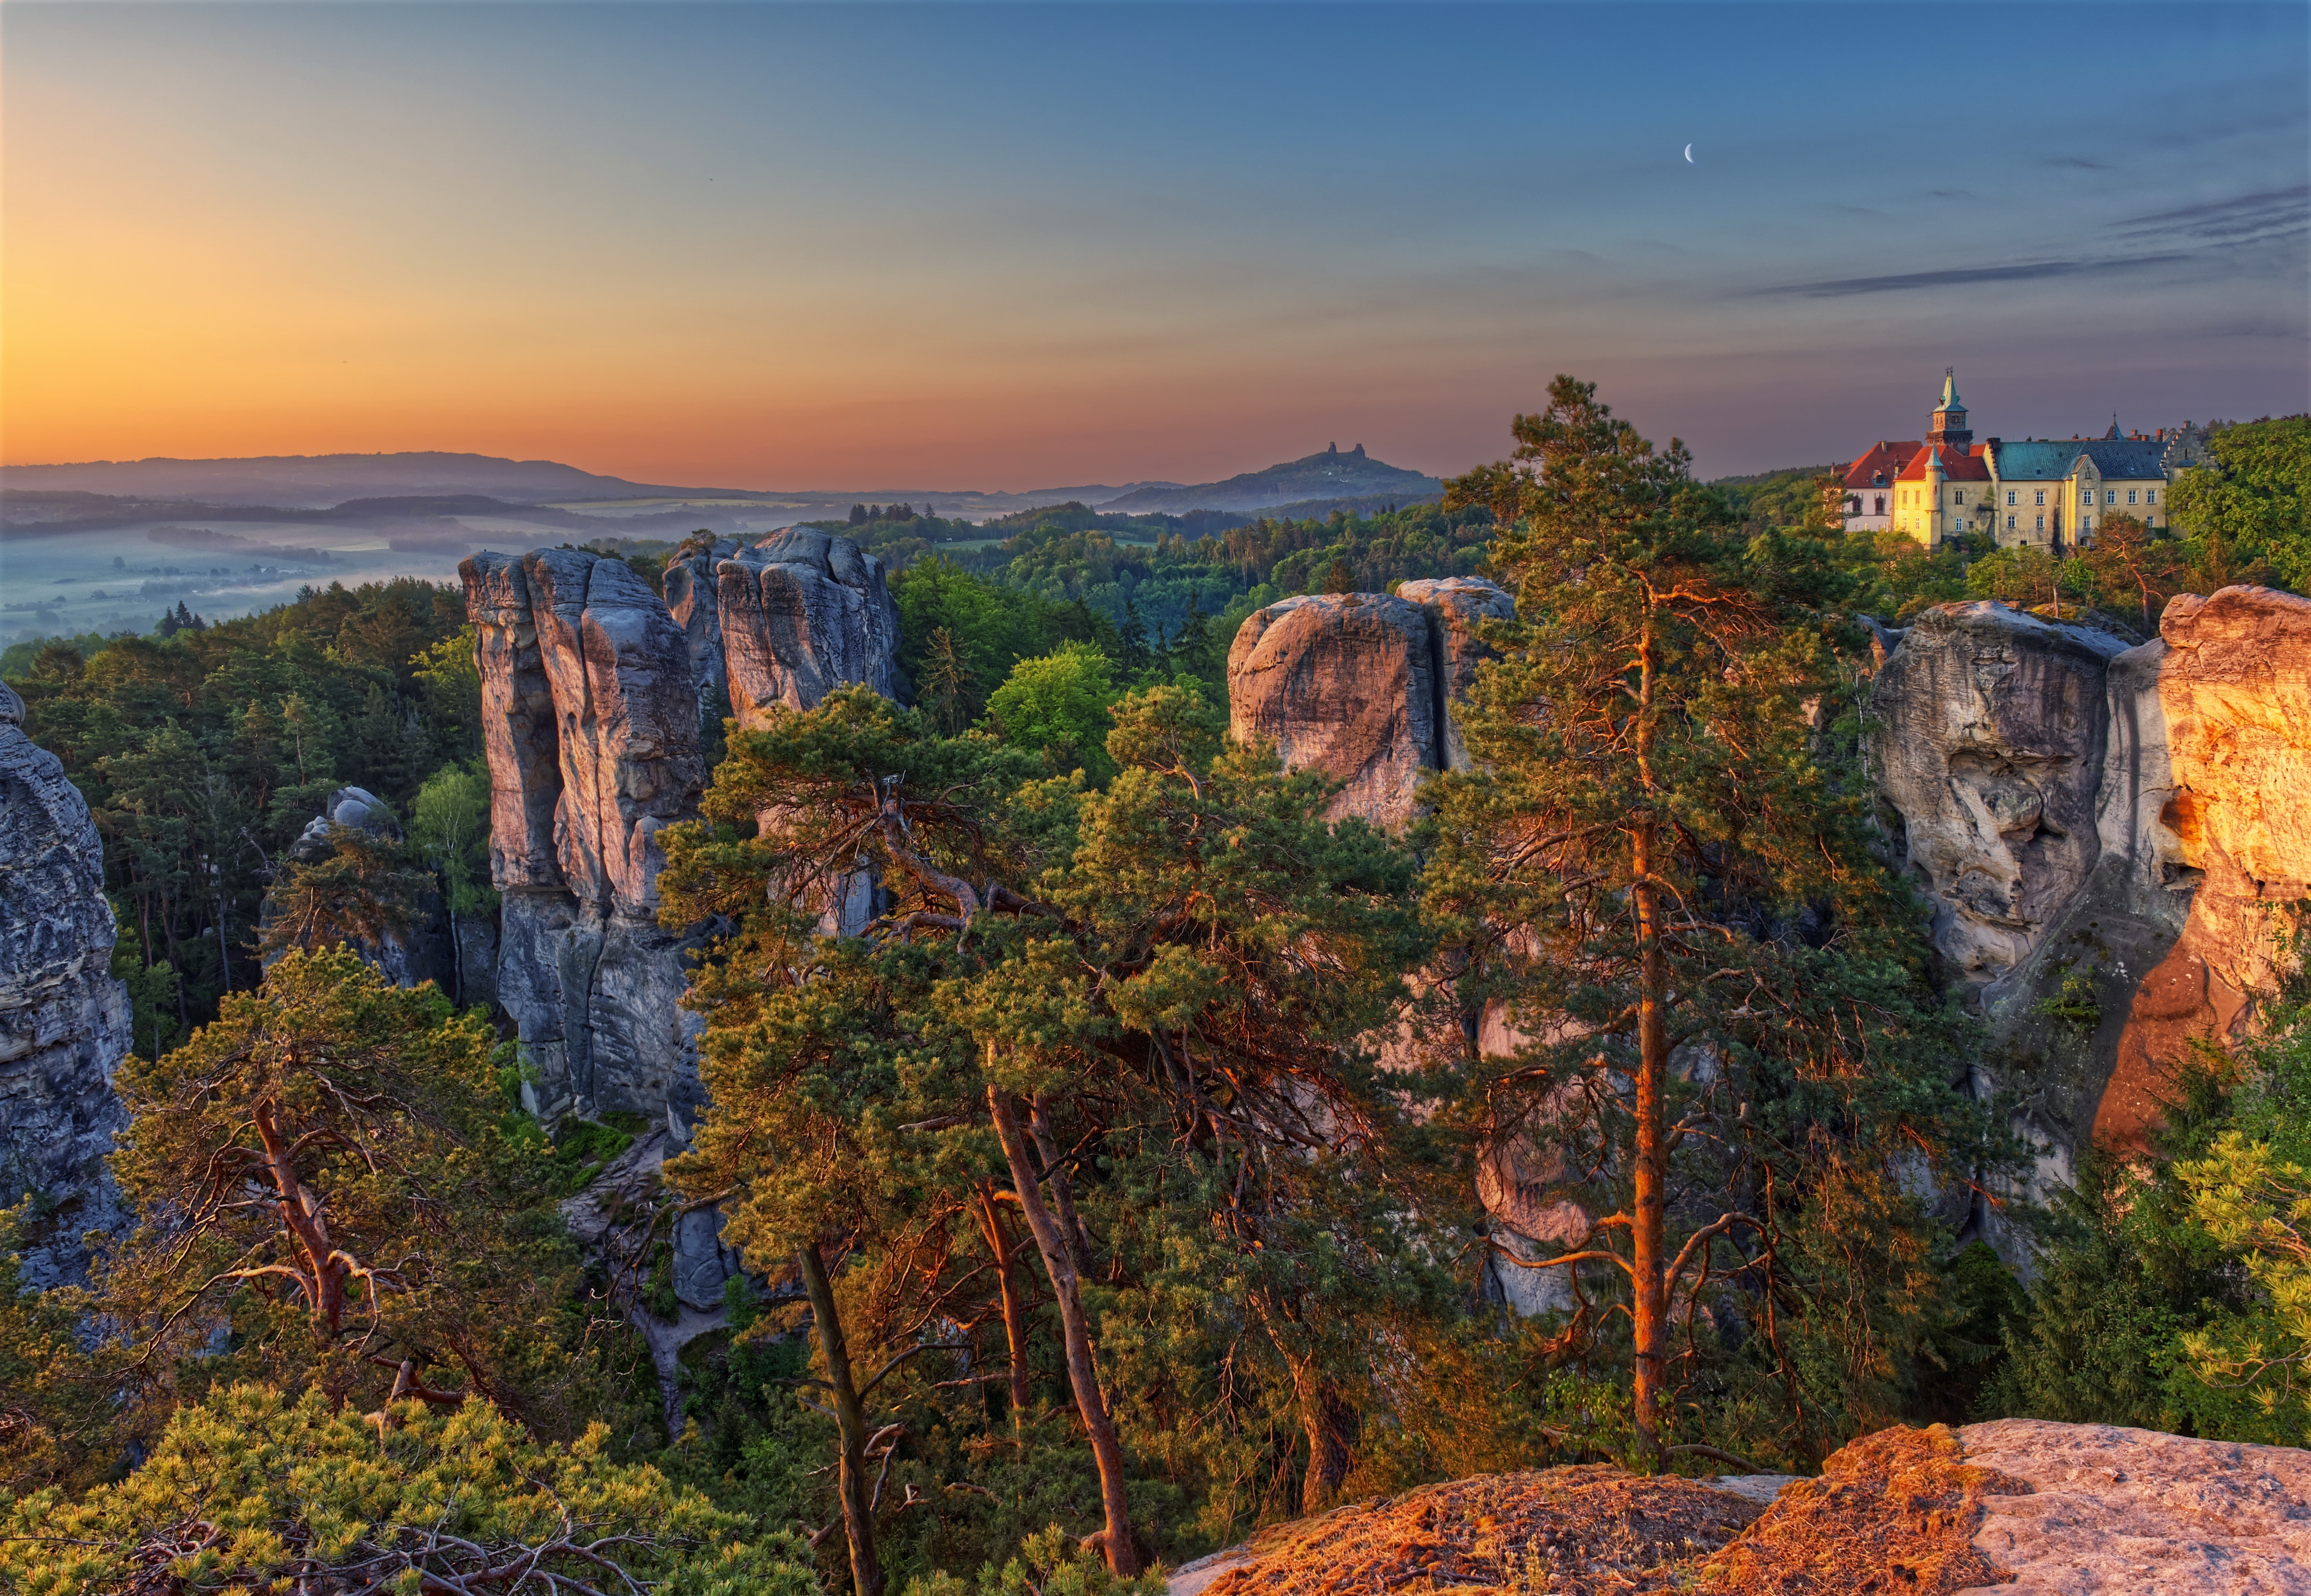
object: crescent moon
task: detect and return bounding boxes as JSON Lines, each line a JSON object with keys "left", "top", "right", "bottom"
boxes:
{"left": 1684, "top": 144, "right": 1695, "bottom": 163}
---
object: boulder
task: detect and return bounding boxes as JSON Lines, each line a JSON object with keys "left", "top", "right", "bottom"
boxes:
{"left": 1957, "top": 1418, "right": 2311, "bottom": 1594}
{"left": 718, "top": 527, "right": 903, "bottom": 727}
{"left": 260, "top": 784, "right": 455, "bottom": 992}
{"left": 0, "top": 681, "right": 131, "bottom": 1288}
{"left": 1227, "top": 592, "right": 1441, "bottom": 831}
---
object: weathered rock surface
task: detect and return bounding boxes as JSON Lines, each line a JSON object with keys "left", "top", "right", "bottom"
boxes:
{"left": 0, "top": 681, "right": 131, "bottom": 1288}
{"left": 523, "top": 548, "right": 707, "bottom": 919}
{"left": 1866, "top": 587, "right": 2311, "bottom": 1236}
{"left": 1956, "top": 1418, "right": 2311, "bottom": 1594}
{"left": 1396, "top": 576, "right": 1514, "bottom": 771}
{"left": 660, "top": 535, "right": 740, "bottom": 701}
{"left": 1166, "top": 1420, "right": 2311, "bottom": 1595}
{"left": 718, "top": 527, "right": 902, "bottom": 728}
{"left": 459, "top": 548, "right": 711, "bottom": 1129}
{"left": 1870, "top": 601, "right": 2130, "bottom": 991}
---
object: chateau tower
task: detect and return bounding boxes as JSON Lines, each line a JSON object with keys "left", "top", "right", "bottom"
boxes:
{"left": 1927, "top": 369, "right": 1972, "bottom": 449}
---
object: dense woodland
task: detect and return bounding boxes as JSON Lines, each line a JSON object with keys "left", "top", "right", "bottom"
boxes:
{"left": 3, "top": 401, "right": 2306, "bottom": 1593}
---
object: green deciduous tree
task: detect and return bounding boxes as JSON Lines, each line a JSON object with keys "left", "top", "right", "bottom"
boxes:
{"left": 984, "top": 642, "right": 1121, "bottom": 783}
{"left": 2167, "top": 416, "right": 2310, "bottom": 594}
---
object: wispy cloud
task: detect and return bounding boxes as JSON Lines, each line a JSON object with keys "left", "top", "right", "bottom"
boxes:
{"left": 1748, "top": 254, "right": 2190, "bottom": 299}
{"left": 2048, "top": 157, "right": 2114, "bottom": 172}
{"left": 2108, "top": 184, "right": 2310, "bottom": 247}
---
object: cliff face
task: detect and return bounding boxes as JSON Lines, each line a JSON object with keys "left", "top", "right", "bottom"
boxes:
{"left": 718, "top": 528, "right": 903, "bottom": 729}
{"left": 1225, "top": 578, "right": 1512, "bottom": 831}
{"left": 1866, "top": 587, "right": 2311, "bottom": 1230}
{"left": 0, "top": 682, "right": 131, "bottom": 1288}
{"left": 2094, "top": 586, "right": 2311, "bottom": 1147}
{"left": 459, "top": 548, "right": 711, "bottom": 1133}
{"left": 461, "top": 529, "right": 901, "bottom": 1307}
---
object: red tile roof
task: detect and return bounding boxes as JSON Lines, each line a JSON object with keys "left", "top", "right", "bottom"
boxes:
{"left": 1896, "top": 443, "right": 1991, "bottom": 482}
{"left": 1842, "top": 441, "right": 1920, "bottom": 489}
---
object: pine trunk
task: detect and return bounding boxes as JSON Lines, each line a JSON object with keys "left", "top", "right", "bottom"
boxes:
{"left": 989, "top": 1084, "right": 1141, "bottom": 1575}
{"left": 1630, "top": 607, "right": 1670, "bottom": 1472}
{"left": 797, "top": 1241, "right": 886, "bottom": 1596}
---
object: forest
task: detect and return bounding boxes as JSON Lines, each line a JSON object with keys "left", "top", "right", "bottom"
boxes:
{"left": 3, "top": 400, "right": 2307, "bottom": 1594}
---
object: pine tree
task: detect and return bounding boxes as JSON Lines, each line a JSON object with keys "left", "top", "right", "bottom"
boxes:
{"left": 1426, "top": 377, "right": 1981, "bottom": 1468}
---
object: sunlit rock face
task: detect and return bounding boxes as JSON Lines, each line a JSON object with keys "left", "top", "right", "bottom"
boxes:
{"left": 2095, "top": 586, "right": 2311, "bottom": 1148}
{"left": 1866, "top": 589, "right": 2311, "bottom": 1255}
{"left": 0, "top": 681, "right": 131, "bottom": 1288}
{"left": 1227, "top": 592, "right": 1440, "bottom": 831}
{"left": 1396, "top": 576, "right": 1515, "bottom": 772}
{"left": 522, "top": 548, "right": 707, "bottom": 920}
{"left": 718, "top": 528, "right": 903, "bottom": 728}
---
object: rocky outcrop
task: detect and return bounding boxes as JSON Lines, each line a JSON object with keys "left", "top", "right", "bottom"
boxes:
{"left": 1168, "top": 1420, "right": 2311, "bottom": 1595}
{"left": 459, "top": 548, "right": 711, "bottom": 1132}
{"left": 718, "top": 528, "right": 903, "bottom": 728}
{"left": 1225, "top": 578, "right": 1511, "bottom": 830}
{"left": 2093, "top": 586, "right": 2311, "bottom": 1147}
{"left": 660, "top": 535, "right": 739, "bottom": 701}
{"left": 1957, "top": 1419, "right": 2311, "bottom": 1594}
{"left": 1869, "top": 602, "right": 2130, "bottom": 991}
{"left": 1396, "top": 576, "right": 1514, "bottom": 772}
{"left": 1867, "top": 587, "right": 2311, "bottom": 1230}
{"left": 461, "top": 531, "right": 901, "bottom": 1281}
{"left": 0, "top": 681, "right": 131, "bottom": 1288}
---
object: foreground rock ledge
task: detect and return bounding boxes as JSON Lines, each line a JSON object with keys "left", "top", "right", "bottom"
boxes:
{"left": 1164, "top": 1419, "right": 2311, "bottom": 1595}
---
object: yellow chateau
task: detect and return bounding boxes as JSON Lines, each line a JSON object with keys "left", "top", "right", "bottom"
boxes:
{"left": 1840, "top": 373, "right": 2206, "bottom": 552}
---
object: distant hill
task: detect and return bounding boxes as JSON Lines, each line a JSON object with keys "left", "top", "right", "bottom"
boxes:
{"left": 1095, "top": 445, "right": 1441, "bottom": 515}
{"left": 0, "top": 448, "right": 1439, "bottom": 520}
{"left": 0, "top": 452, "right": 684, "bottom": 508}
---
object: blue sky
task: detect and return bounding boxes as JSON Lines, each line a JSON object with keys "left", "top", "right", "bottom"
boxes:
{"left": 5, "top": 1, "right": 2305, "bottom": 485}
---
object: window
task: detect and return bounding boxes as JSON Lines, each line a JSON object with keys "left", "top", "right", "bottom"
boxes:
{"left": 2105, "top": 489, "right": 2117, "bottom": 505}
{"left": 2007, "top": 490, "right": 2017, "bottom": 505}
{"left": 2081, "top": 489, "right": 2094, "bottom": 506}
{"left": 1955, "top": 490, "right": 1966, "bottom": 506}
{"left": 1874, "top": 495, "right": 1885, "bottom": 515}
{"left": 2147, "top": 515, "right": 2157, "bottom": 528}
{"left": 2034, "top": 489, "right": 2046, "bottom": 505}
{"left": 2127, "top": 489, "right": 2138, "bottom": 504}
{"left": 2035, "top": 515, "right": 2045, "bottom": 533}
{"left": 2147, "top": 488, "right": 2158, "bottom": 504}
{"left": 2007, "top": 515, "right": 2016, "bottom": 531}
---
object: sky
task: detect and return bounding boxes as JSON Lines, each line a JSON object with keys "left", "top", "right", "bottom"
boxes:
{"left": 3, "top": 1, "right": 2306, "bottom": 488}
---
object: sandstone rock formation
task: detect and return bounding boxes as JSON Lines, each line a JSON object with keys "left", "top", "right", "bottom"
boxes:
{"left": 1955, "top": 1418, "right": 2311, "bottom": 1594}
{"left": 1866, "top": 587, "right": 2311, "bottom": 1232}
{"left": 462, "top": 529, "right": 904, "bottom": 1323}
{"left": 1225, "top": 578, "right": 1511, "bottom": 830}
{"left": 660, "top": 535, "right": 739, "bottom": 701}
{"left": 718, "top": 527, "right": 903, "bottom": 729}
{"left": 0, "top": 680, "right": 131, "bottom": 1288}
{"left": 459, "top": 548, "right": 709, "bottom": 1130}
{"left": 1396, "top": 576, "right": 1514, "bottom": 771}
{"left": 1166, "top": 1420, "right": 2311, "bottom": 1595}
{"left": 1869, "top": 601, "right": 2130, "bottom": 991}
